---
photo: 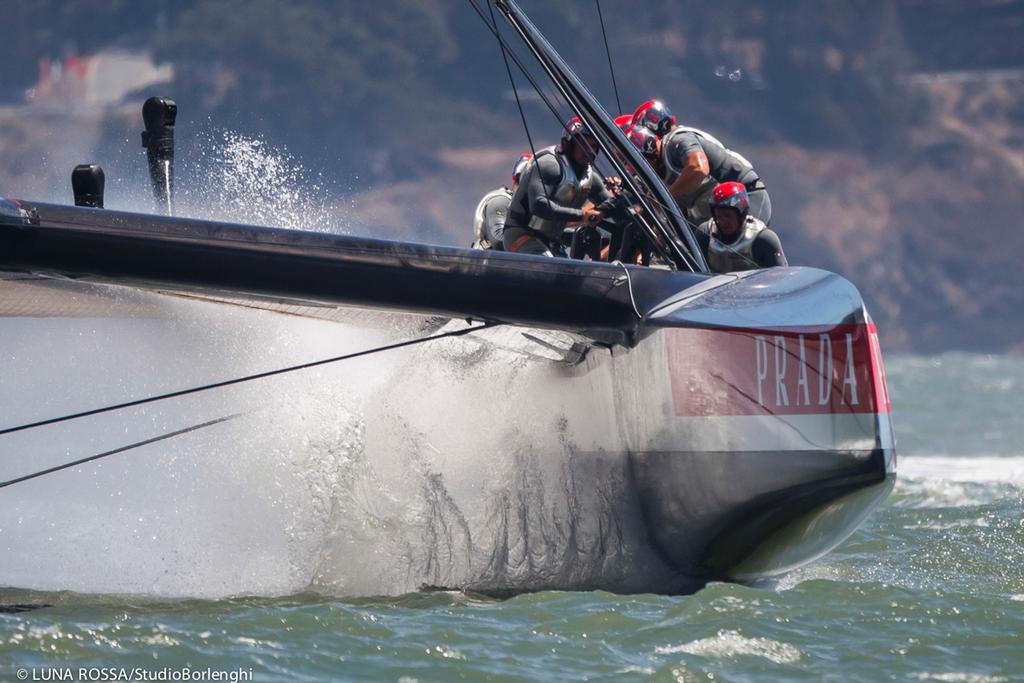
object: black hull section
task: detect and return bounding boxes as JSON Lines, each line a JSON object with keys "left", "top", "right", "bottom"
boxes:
{"left": 0, "top": 200, "right": 706, "bottom": 345}
{"left": 631, "top": 449, "right": 894, "bottom": 580}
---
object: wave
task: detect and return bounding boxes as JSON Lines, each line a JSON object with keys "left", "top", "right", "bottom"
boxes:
{"left": 655, "top": 630, "right": 802, "bottom": 665}
{"left": 893, "top": 455, "right": 1024, "bottom": 508}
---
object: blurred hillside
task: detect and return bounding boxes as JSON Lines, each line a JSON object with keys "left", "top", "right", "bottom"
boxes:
{"left": 0, "top": 0, "right": 1022, "bottom": 352}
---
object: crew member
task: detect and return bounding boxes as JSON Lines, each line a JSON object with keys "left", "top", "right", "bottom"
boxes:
{"left": 624, "top": 124, "right": 660, "bottom": 167}
{"left": 694, "top": 182, "right": 786, "bottom": 273}
{"left": 631, "top": 99, "right": 772, "bottom": 226}
{"left": 502, "top": 118, "right": 613, "bottom": 256}
{"left": 613, "top": 124, "right": 663, "bottom": 264}
{"left": 472, "top": 153, "right": 532, "bottom": 250}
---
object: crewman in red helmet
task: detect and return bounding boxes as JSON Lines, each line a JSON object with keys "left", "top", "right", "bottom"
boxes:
{"left": 502, "top": 117, "right": 614, "bottom": 256}
{"left": 694, "top": 181, "right": 786, "bottom": 273}
{"left": 631, "top": 99, "right": 772, "bottom": 228}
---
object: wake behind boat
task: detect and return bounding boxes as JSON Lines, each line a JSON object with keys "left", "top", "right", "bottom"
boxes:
{"left": 0, "top": 0, "right": 895, "bottom": 593}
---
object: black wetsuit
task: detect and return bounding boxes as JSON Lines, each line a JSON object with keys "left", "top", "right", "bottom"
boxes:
{"left": 503, "top": 146, "right": 613, "bottom": 256}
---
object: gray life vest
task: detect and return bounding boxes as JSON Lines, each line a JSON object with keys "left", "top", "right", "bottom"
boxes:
{"left": 528, "top": 146, "right": 597, "bottom": 241}
{"left": 660, "top": 126, "right": 711, "bottom": 181}
{"left": 473, "top": 187, "right": 512, "bottom": 249}
{"left": 707, "top": 215, "right": 767, "bottom": 273}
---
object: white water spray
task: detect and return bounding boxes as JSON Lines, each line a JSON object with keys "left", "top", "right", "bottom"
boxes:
{"left": 0, "top": 135, "right": 677, "bottom": 598}
{"left": 0, "top": 300, "right": 675, "bottom": 597}
{"left": 177, "top": 130, "right": 342, "bottom": 232}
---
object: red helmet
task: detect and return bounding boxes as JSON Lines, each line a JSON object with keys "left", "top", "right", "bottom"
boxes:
{"left": 710, "top": 182, "right": 749, "bottom": 217}
{"left": 631, "top": 99, "right": 676, "bottom": 137}
{"left": 614, "top": 114, "right": 633, "bottom": 132}
{"left": 511, "top": 152, "right": 533, "bottom": 185}
{"left": 624, "top": 125, "right": 659, "bottom": 165}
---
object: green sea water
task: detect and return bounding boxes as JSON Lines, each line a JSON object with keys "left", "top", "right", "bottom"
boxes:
{"left": 2, "top": 352, "right": 1023, "bottom": 682}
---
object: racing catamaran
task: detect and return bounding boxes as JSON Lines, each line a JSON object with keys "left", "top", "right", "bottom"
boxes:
{"left": 0, "top": 0, "right": 894, "bottom": 592}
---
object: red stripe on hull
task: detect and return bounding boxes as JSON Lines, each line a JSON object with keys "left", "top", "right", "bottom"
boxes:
{"left": 667, "top": 323, "right": 891, "bottom": 417}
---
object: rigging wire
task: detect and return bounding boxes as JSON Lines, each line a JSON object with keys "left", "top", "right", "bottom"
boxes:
{"left": 594, "top": 0, "right": 623, "bottom": 115}
{"left": 0, "top": 414, "right": 239, "bottom": 489}
{"left": 470, "top": 0, "right": 670, "bottom": 264}
{"left": 493, "top": 2, "right": 696, "bottom": 270}
{"left": 616, "top": 262, "right": 643, "bottom": 320}
{"left": 469, "top": 0, "right": 705, "bottom": 272}
{"left": 0, "top": 320, "right": 499, "bottom": 438}
{"left": 473, "top": 0, "right": 588, "bottom": 228}
{"left": 486, "top": 0, "right": 538, "bottom": 159}
{"left": 466, "top": 0, "right": 567, "bottom": 126}
{"left": 639, "top": 186, "right": 764, "bottom": 270}
{"left": 626, "top": 179, "right": 763, "bottom": 270}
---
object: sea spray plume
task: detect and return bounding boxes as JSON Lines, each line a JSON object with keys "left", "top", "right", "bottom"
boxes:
{"left": 0, "top": 293, "right": 337, "bottom": 598}
{"left": 0, "top": 286, "right": 451, "bottom": 598}
{"left": 0, "top": 293, "right": 688, "bottom": 597}
{"left": 297, "top": 323, "right": 688, "bottom": 596}
{"left": 178, "top": 129, "right": 343, "bottom": 233}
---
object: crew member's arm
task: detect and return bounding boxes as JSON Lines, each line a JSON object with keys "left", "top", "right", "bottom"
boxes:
{"left": 575, "top": 172, "right": 610, "bottom": 227}
{"left": 663, "top": 133, "right": 711, "bottom": 204}
{"left": 667, "top": 151, "right": 710, "bottom": 200}
{"left": 751, "top": 229, "right": 788, "bottom": 268}
{"left": 588, "top": 173, "right": 613, "bottom": 204}
{"left": 528, "top": 154, "right": 588, "bottom": 224}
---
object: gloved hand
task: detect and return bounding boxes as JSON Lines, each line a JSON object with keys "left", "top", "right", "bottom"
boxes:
{"left": 595, "top": 192, "right": 631, "bottom": 219}
{"left": 581, "top": 206, "right": 603, "bottom": 226}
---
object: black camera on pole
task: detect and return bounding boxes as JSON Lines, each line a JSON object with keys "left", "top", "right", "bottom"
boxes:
{"left": 141, "top": 96, "right": 177, "bottom": 215}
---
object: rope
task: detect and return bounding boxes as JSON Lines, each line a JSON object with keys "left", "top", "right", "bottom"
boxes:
{"left": 0, "top": 414, "right": 239, "bottom": 489}
{"left": 466, "top": 0, "right": 570, "bottom": 133}
{"left": 471, "top": 0, "right": 571, "bottom": 216}
{"left": 0, "top": 320, "right": 499, "bottom": 438}
{"left": 486, "top": 0, "right": 537, "bottom": 159}
{"left": 616, "top": 262, "right": 644, "bottom": 320}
